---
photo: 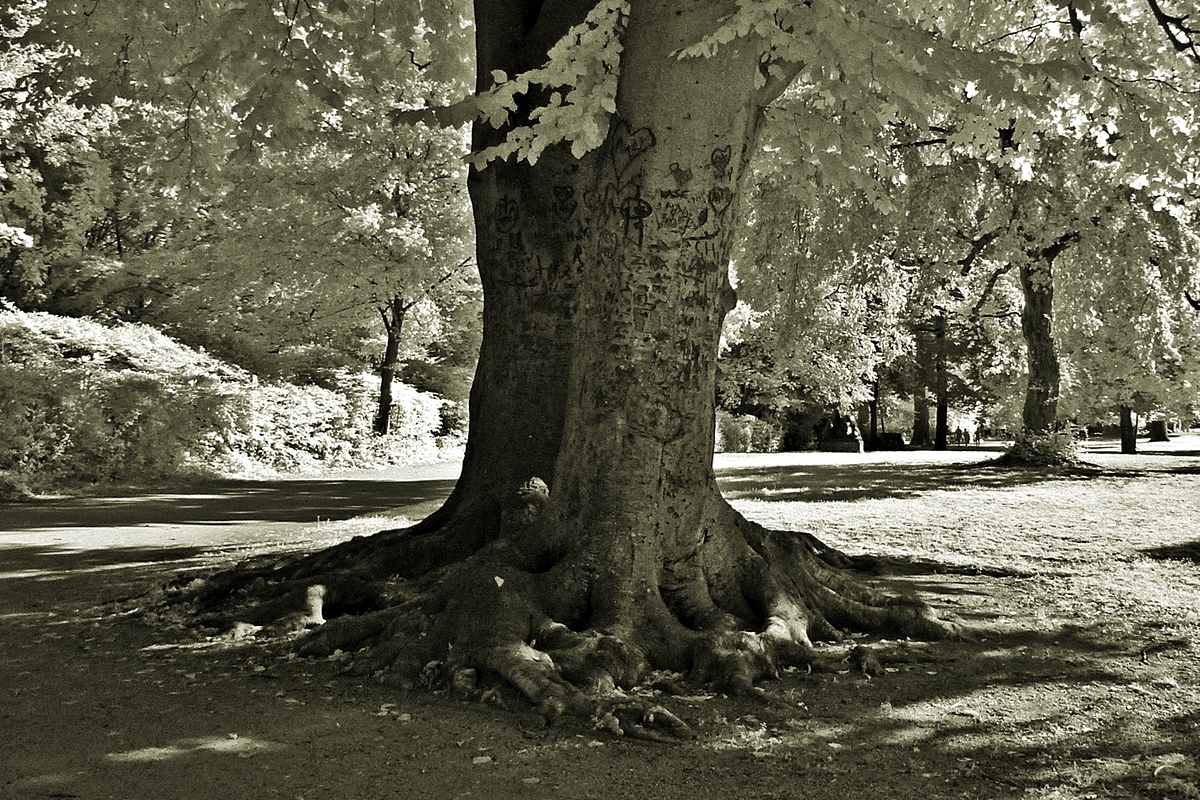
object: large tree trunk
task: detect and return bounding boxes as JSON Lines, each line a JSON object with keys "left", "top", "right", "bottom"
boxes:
{"left": 393, "top": 0, "right": 590, "bottom": 536}
{"left": 172, "top": 0, "right": 959, "bottom": 735}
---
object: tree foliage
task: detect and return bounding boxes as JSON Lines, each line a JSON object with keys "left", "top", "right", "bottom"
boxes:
{"left": 3, "top": 0, "right": 483, "bottom": 441}
{"left": 11, "top": 0, "right": 1200, "bottom": 439}
{"left": 0, "top": 1, "right": 118, "bottom": 309}
{"left": 718, "top": 0, "right": 1200, "bottom": 448}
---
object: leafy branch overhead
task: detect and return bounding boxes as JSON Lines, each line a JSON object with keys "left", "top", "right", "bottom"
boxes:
{"left": 470, "top": 0, "right": 628, "bottom": 166}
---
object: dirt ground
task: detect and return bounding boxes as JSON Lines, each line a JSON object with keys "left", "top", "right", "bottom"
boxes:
{"left": 3, "top": 441, "right": 1200, "bottom": 800}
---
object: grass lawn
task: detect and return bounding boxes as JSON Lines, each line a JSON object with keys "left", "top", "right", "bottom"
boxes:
{"left": 2, "top": 437, "right": 1199, "bottom": 799}
{"left": 718, "top": 436, "right": 1200, "bottom": 798}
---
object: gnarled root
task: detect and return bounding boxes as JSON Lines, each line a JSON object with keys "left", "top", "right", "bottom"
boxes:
{"left": 594, "top": 698, "right": 693, "bottom": 743}
{"left": 161, "top": 486, "right": 963, "bottom": 741}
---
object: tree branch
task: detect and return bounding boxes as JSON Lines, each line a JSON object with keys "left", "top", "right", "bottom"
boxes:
{"left": 979, "top": 21, "right": 1062, "bottom": 47}
{"left": 411, "top": 256, "right": 475, "bottom": 310}
{"left": 1145, "top": 0, "right": 1200, "bottom": 66}
{"left": 971, "top": 263, "right": 1016, "bottom": 318}
{"left": 957, "top": 229, "right": 1002, "bottom": 277}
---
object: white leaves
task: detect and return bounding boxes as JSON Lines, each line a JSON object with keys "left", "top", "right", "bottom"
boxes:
{"left": 0, "top": 222, "right": 34, "bottom": 254}
{"left": 472, "top": 0, "right": 628, "bottom": 168}
{"left": 341, "top": 204, "right": 432, "bottom": 257}
{"left": 1008, "top": 154, "right": 1035, "bottom": 182}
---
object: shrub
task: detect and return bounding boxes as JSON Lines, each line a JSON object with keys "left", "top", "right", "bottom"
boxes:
{"left": 212, "top": 374, "right": 447, "bottom": 473}
{"left": 715, "top": 411, "right": 781, "bottom": 454}
{"left": 0, "top": 309, "right": 248, "bottom": 485}
{"left": 0, "top": 308, "right": 454, "bottom": 489}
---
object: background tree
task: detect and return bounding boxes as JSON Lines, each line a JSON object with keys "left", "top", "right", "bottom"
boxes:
{"left": 727, "top": 171, "right": 910, "bottom": 450}
{"left": 150, "top": 117, "right": 479, "bottom": 430}
{"left": 11, "top": 0, "right": 482, "bottom": 436}
{"left": 1058, "top": 190, "right": 1200, "bottom": 452}
{"left": 0, "top": 1, "right": 118, "bottom": 311}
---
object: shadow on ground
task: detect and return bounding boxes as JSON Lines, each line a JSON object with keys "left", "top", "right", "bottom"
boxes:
{"left": 0, "top": 544, "right": 219, "bottom": 608}
{"left": 0, "top": 477, "right": 458, "bottom": 531}
{"left": 0, "top": 543, "right": 211, "bottom": 575}
{"left": 1141, "top": 540, "right": 1200, "bottom": 563}
{"left": 716, "top": 460, "right": 1095, "bottom": 502}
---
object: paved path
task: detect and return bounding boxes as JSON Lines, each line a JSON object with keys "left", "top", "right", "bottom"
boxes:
{"left": 0, "top": 460, "right": 463, "bottom": 608}
{"left": 4, "top": 438, "right": 1197, "bottom": 609}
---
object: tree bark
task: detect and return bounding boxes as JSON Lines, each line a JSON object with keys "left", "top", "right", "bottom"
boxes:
{"left": 1119, "top": 404, "right": 1137, "bottom": 454}
{"left": 406, "top": 0, "right": 592, "bottom": 531}
{"left": 1148, "top": 419, "right": 1170, "bottom": 442}
{"left": 1019, "top": 241, "right": 1071, "bottom": 437}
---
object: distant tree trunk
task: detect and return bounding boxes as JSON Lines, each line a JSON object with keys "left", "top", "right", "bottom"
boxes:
{"left": 1017, "top": 230, "right": 1078, "bottom": 441}
{"left": 1148, "top": 419, "right": 1170, "bottom": 442}
{"left": 374, "top": 295, "right": 408, "bottom": 436}
{"left": 994, "top": 234, "right": 1077, "bottom": 467}
{"left": 1119, "top": 405, "right": 1137, "bottom": 454}
{"left": 933, "top": 314, "right": 949, "bottom": 451}
{"left": 867, "top": 382, "right": 879, "bottom": 441}
{"left": 1019, "top": 257, "right": 1060, "bottom": 436}
{"left": 911, "top": 384, "right": 931, "bottom": 447}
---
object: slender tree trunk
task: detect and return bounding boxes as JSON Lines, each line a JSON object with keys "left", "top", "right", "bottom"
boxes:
{"left": 933, "top": 314, "right": 949, "bottom": 451}
{"left": 910, "top": 383, "right": 931, "bottom": 448}
{"left": 1119, "top": 405, "right": 1137, "bottom": 454}
{"left": 374, "top": 295, "right": 407, "bottom": 436}
{"left": 868, "top": 391, "right": 879, "bottom": 441}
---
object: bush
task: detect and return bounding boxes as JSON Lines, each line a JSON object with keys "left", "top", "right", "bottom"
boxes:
{"left": 715, "top": 411, "right": 781, "bottom": 453}
{"left": 0, "top": 308, "right": 454, "bottom": 489}
{"left": 211, "top": 375, "right": 447, "bottom": 474}
{"left": 0, "top": 310, "right": 234, "bottom": 485}
{"left": 400, "top": 358, "right": 472, "bottom": 438}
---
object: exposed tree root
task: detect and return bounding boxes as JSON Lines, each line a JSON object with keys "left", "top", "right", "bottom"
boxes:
{"left": 159, "top": 481, "right": 964, "bottom": 742}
